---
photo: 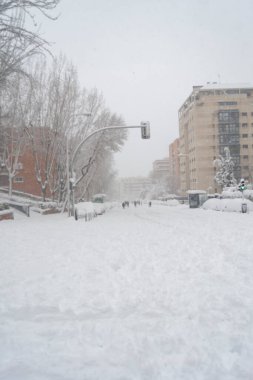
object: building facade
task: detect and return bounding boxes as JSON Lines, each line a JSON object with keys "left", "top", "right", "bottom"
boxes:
{"left": 119, "top": 177, "right": 152, "bottom": 201}
{"left": 0, "top": 147, "right": 52, "bottom": 198}
{"left": 168, "top": 138, "right": 180, "bottom": 194}
{"left": 179, "top": 83, "right": 253, "bottom": 194}
{"left": 0, "top": 127, "right": 58, "bottom": 199}
{"left": 152, "top": 158, "right": 170, "bottom": 177}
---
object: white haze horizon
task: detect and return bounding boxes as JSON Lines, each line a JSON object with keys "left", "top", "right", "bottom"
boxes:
{"left": 33, "top": 0, "right": 253, "bottom": 177}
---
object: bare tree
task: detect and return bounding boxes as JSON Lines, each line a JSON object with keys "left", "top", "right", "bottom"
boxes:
{"left": 0, "top": 0, "right": 60, "bottom": 86}
{"left": 1, "top": 54, "right": 128, "bottom": 204}
{"left": 72, "top": 92, "right": 127, "bottom": 201}
{"left": 0, "top": 0, "right": 60, "bottom": 196}
{"left": 0, "top": 73, "right": 28, "bottom": 196}
{"left": 22, "top": 56, "right": 80, "bottom": 201}
{"left": 82, "top": 155, "right": 118, "bottom": 201}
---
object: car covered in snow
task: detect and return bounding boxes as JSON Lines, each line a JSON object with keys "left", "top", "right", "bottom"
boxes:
{"left": 93, "top": 202, "right": 106, "bottom": 215}
{"left": 74, "top": 202, "right": 96, "bottom": 221}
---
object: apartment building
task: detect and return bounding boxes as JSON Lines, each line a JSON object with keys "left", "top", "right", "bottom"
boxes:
{"left": 179, "top": 83, "right": 253, "bottom": 194}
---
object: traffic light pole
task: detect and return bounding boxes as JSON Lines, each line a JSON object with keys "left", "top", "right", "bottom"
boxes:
{"left": 71, "top": 122, "right": 150, "bottom": 167}
{"left": 239, "top": 179, "right": 247, "bottom": 213}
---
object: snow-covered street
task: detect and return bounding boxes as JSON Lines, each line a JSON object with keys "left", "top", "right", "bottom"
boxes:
{"left": 1, "top": 203, "right": 253, "bottom": 380}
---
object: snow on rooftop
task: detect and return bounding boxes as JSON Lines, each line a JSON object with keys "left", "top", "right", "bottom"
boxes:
{"left": 199, "top": 82, "right": 253, "bottom": 90}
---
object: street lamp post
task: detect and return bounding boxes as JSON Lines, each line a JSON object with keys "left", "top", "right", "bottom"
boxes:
{"left": 68, "top": 121, "right": 150, "bottom": 217}
{"left": 66, "top": 113, "right": 92, "bottom": 216}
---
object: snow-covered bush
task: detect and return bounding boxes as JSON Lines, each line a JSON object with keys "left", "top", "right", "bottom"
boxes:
{"left": 222, "top": 187, "right": 253, "bottom": 201}
{"left": 38, "top": 202, "right": 58, "bottom": 210}
{"left": 0, "top": 203, "right": 9, "bottom": 211}
{"left": 31, "top": 201, "right": 60, "bottom": 215}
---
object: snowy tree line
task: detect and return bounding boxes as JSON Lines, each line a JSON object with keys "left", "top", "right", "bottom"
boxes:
{"left": 0, "top": 1, "right": 127, "bottom": 203}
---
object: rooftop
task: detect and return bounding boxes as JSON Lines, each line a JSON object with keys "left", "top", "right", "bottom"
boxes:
{"left": 199, "top": 82, "right": 253, "bottom": 91}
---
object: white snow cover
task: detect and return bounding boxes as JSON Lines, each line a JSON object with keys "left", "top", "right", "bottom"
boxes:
{"left": 202, "top": 198, "right": 253, "bottom": 212}
{"left": 0, "top": 209, "right": 12, "bottom": 216}
{"left": 1, "top": 204, "right": 253, "bottom": 379}
{"left": 153, "top": 199, "right": 180, "bottom": 206}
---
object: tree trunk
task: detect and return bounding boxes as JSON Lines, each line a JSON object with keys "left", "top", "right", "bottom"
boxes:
{"left": 8, "top": 175, "right": 12, "bottom": 197}
{"left": 42, "top": 186, "right": 47, "bottom": 202}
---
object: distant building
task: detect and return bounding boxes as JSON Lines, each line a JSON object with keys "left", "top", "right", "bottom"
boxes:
{"left": 152, "top": 158, "right": 170, "bottom": 178}
{"left": 119, "top": 177, "right": 152, "bottom": 201}
{"left": 179, "top": 83, "right": 253, "bottom": 194}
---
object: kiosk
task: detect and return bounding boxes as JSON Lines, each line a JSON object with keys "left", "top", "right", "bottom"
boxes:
{"left": 188, "top": 190, "right": 207, "bottom": 208}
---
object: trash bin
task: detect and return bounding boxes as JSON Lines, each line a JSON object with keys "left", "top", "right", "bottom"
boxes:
{"left": 241, "top": 203, "right": 247, "bottom": 213}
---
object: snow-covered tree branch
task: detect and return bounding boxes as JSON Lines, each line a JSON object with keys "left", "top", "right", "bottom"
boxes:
{"left": 213, "top": 147, "right": 237, "bottom": 189}
{"left": 0, "top": 0, "right": 60, "bottom": 86}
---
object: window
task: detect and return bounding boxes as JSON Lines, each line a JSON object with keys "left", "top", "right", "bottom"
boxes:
{"left": 14, "top": 177, "right": 24, "bottom": 183}
{"left": 242, "top": 123, "right": 248, "bottom": 128}
{"left": 218, "top": 101, "right": 237, "bottom": 106}
{"left": 219, "top": 135, "right": 239, "bottom": 144}
{"left": 242, "top": 134, "right": 248, "bottom": 138}
{"left": 242, "top": 112, "right": 247, "bottom": 116}
{"left": 218, "top": 110, "right": 239, "bottom": 122}
{"left": 220, "top": 123, "right": 239, "bottom": 134}
{"left": 226, "top": 89, "right": 239, "bottom": 95}
{"left": 242, "top": 145, "right": 248, "bottom": 148}
{"left": 15, "top": 162, "right": 23, "bottom": 170}
{"left": 243, "top": 155, "right": 248, "bottom": 159}
{"left": 233, "top": 156, "right": 240, "bottom": 165}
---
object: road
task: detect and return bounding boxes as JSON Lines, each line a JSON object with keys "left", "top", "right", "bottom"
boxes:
{"left": 1, "top": 203, "right": 253, "bottom": 380}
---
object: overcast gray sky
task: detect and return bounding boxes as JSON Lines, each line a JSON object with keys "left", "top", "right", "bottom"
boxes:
{"left": 37, "top": 0, "right": 253, "bottom": 177}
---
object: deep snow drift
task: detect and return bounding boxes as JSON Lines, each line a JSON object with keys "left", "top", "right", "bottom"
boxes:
{"left": 1, "top": 204, "right": 253, "bottom": 380}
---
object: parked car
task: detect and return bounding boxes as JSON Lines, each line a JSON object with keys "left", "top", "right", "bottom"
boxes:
{"left": 74, "top": 202, "right": 96, "bottom": 221}
{"left": 93, "top": 203, "right": 106, "bottom": 215}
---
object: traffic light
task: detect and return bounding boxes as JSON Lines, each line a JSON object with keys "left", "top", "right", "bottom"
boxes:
{"left": 239, "top": 179, "right": 246, "bottom": 191}
{"left": 141, "top": 121, "right": 150, "bottom": 139}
